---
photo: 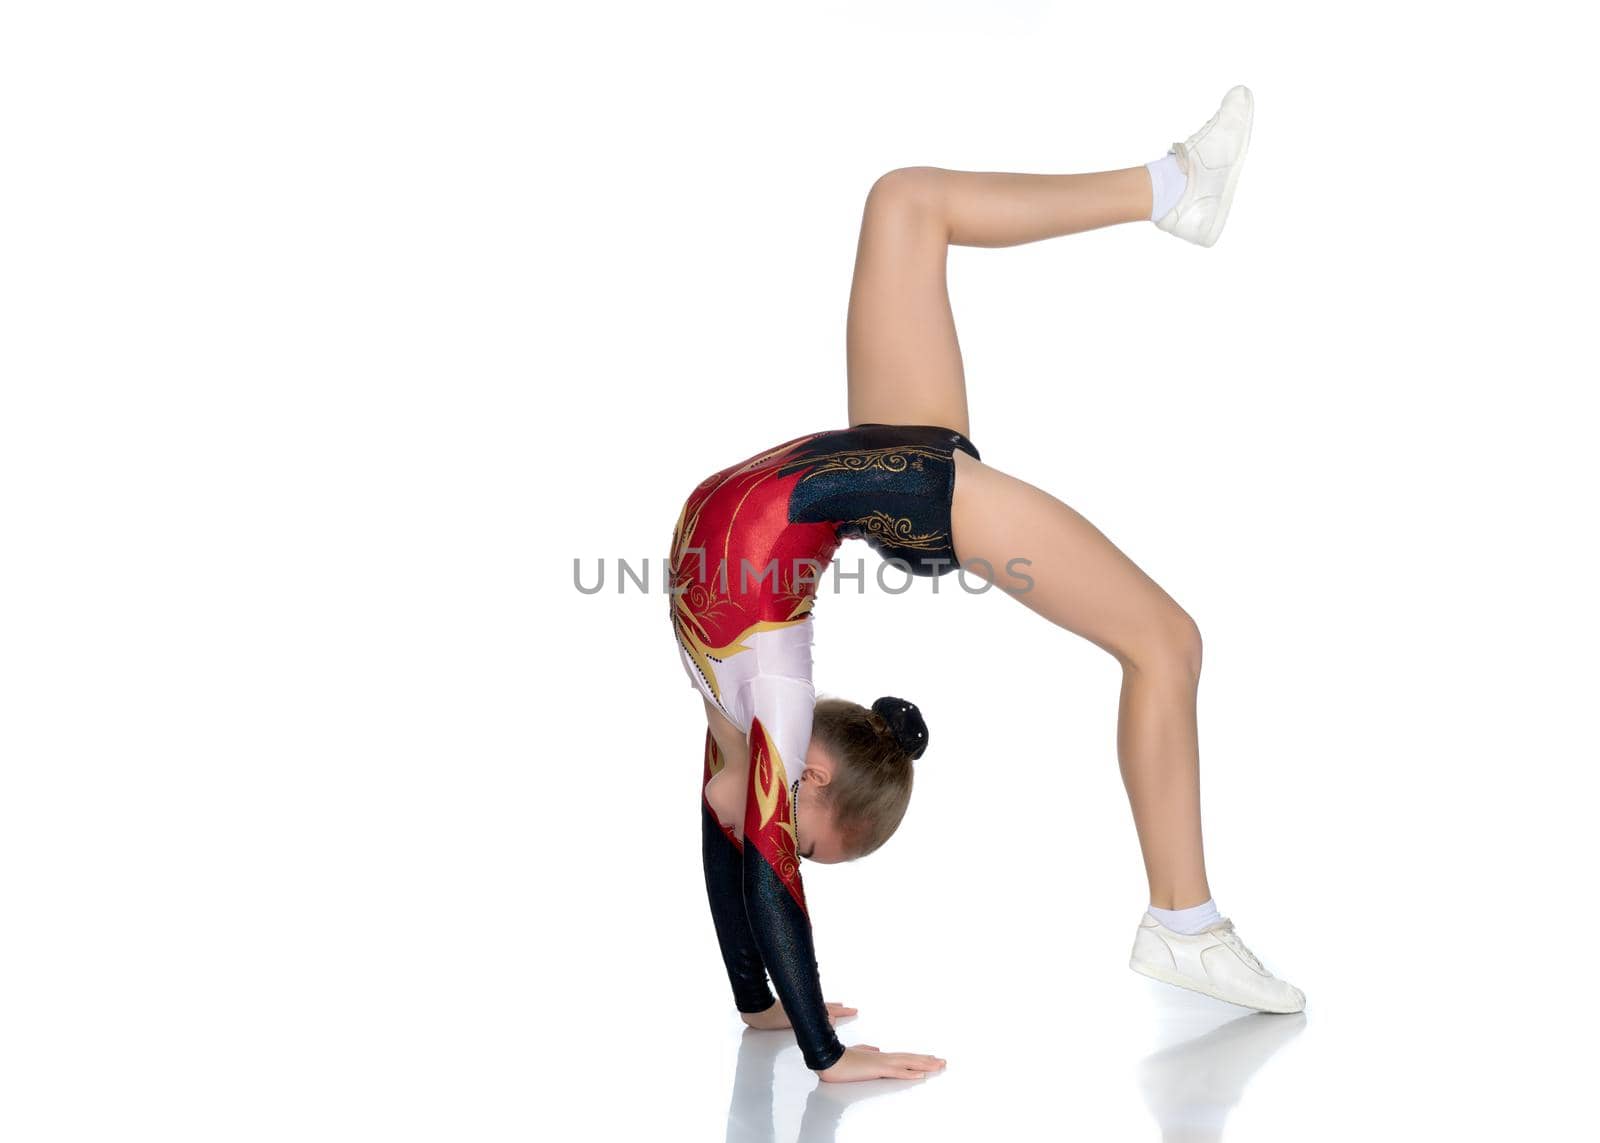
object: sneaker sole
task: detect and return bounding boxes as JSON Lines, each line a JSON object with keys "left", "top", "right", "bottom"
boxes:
{"left": 1129, "top": 955, "right": 1303, "bottom": 1014}
{"left": 1200, "top": 88, "right": 1254, "bottom": 248}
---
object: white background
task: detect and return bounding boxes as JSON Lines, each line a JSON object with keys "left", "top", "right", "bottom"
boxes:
{"left": 3, "top": 1, "right": 1596, "bottom": 1140}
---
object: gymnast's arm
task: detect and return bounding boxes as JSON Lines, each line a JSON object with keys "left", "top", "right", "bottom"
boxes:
{"left": 712, "top": 674, "right": 946, "bottom": 1081}
{"left": 739, "top": 674, "right": 847, "bottom": 1072}
{"left": 699, "top": 728, "right": 779, "bottom": 1015}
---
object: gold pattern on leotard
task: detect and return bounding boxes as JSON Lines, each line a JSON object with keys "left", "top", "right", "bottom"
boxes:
{"left": 846, "top": 510, "right": 946, "bottom": 551}
{"left": 775, "top": 563, "right": 822, "bottom": 622}
{"left": 673, "top": 606, "right": 804, "bottom": 705}
{"left": 785, "top": 445, "right": 944, "bottom": 481}
{"left": 751, "top": 725, "right": 800, "bottom": 871}
{"left": 668, "top": 438, "right": 821, "bottom": 700}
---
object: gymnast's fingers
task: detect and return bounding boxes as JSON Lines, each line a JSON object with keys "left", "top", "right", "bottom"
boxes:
{"left": 883, "top": 1052, "right": 945, "bottom": 1071}
{"left": 883, "top": 1064, "right": 929, "bottom": 1080}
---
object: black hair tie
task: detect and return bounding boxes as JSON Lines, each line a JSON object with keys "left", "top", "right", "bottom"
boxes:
{"left": 872, "top": 696, "right": 929, "bottom": 760}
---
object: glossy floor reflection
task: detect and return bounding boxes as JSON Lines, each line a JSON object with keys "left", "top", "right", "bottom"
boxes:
{"left": 1139, "top": 1004, "right": 1305, "bottom": 1142}
{"left": 721, "top": 988, "right": 1306, "bottom": 1143}
{"left": 723, "top": 1028, "right": 919, "bottom": 1143}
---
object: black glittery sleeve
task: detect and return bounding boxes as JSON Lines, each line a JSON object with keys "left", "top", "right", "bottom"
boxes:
{"left": 741, "top": 682, "right": 846, "bottom": 1072}
{"left": 700, "top": 731, "right": 778, "bottom": 1014}
{"left": 742, "top": 830, "right": 845, "bottom": 1071}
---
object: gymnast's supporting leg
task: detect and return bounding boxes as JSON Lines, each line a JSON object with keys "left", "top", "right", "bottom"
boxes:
{"left": 949, "top": 454, "right": 1210, "bottom": 909}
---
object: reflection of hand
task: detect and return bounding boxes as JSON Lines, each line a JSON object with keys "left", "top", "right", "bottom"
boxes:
{"left": 725, "top": 1027, "right": 922, "bottom": 1143}
{"left": 739, "top": 999, "right": 858, "bottom": 1031}
{"left": 817, "top": 1045, "right": 945, "bottom": 1083}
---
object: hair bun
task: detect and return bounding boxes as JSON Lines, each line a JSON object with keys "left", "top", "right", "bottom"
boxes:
{"left": 871, "top": 696, "right": 928, "bottom": 760}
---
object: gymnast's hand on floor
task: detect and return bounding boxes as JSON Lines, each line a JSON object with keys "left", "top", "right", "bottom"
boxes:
{"left": 818, "top": 1045, "right": 947, "bottom": 1083}
{"left": 739, "top": 999, "right": 858, "bottom": 1031}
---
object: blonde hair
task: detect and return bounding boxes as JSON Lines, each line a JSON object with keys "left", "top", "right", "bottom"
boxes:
{"left": 810, "top": 696, "right": 922, "bottom": 858}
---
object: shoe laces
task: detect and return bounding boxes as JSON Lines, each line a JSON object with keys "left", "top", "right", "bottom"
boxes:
{"left": 1207, "top": 918, "right": 1265, "bottom": 973}
{"left": 1174, "top": 107, "right": 1222, "bottom": 165}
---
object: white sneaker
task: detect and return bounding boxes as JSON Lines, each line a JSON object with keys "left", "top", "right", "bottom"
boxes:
{"left": 1129, "top": 912, "right": 1305, "bottom": 1013}
{"left": 1155, "top": 84, "right": 1255, "bottom": 247}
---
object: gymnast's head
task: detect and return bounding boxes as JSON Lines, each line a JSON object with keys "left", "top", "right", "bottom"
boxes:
{"left": 796, "top": 695, "right": 928, "bottom": 864}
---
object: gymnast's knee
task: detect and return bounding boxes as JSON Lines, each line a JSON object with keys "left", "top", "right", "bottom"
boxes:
{"left": 864, "top": 167, "right": 946, "bottom": 226}
{"left": 1120, "top": 608, "right": 1203, "bottom": 682}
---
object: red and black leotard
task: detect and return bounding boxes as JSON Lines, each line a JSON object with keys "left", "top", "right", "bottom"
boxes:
{"left": 670, "top": 423, "right": 979, "bottom": 1071}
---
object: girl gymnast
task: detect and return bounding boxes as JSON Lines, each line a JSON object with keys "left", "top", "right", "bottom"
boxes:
{"left": 670, "top": 86, "right": 1302, "bottom": 1084}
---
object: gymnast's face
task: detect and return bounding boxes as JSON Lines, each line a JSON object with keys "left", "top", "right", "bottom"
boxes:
{"left": 794, "top": 740, "right": 848, "bottom": 864}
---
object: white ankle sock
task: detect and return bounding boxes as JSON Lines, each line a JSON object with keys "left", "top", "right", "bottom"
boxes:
{"left": 1145, "top": 151, "right": 1187, "bottom": 221}
{"left": 1149, "top": 898, "right": 1221, "bottom": 935}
